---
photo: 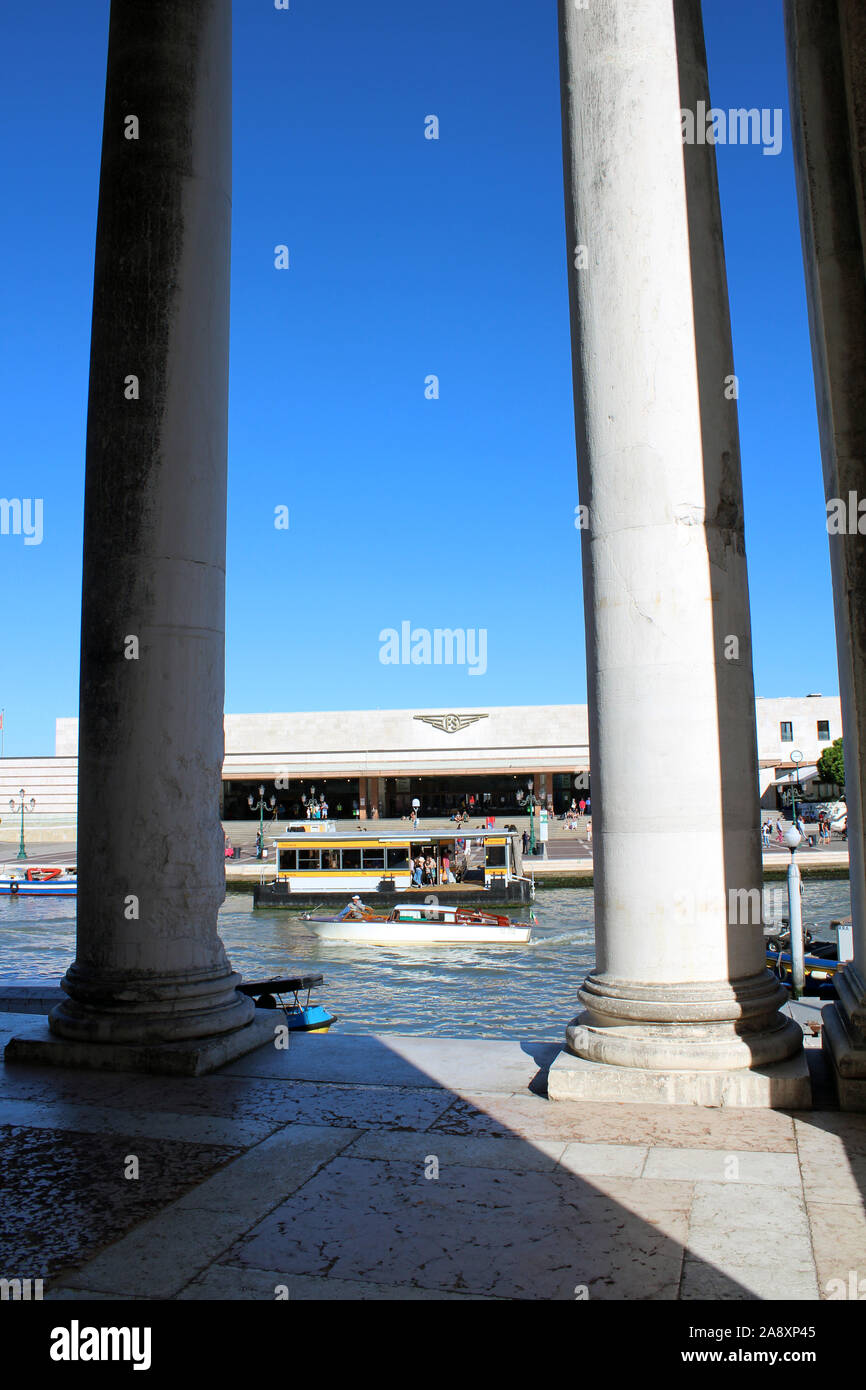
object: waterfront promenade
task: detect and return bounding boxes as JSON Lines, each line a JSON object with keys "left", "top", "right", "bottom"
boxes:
{"left": 0, "top": 816, "right": 851, "bottom": 884}
{"left": 1, "top": 1009, "right": 864, "bottom": 1300}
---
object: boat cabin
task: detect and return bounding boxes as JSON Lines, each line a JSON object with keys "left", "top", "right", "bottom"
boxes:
{"left": 271, "top": 828, "right": 518, "bottom": 894}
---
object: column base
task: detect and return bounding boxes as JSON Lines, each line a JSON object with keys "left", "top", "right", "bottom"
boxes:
{"left": 3, "top": 1011, "right": 277, "bottom": 1077}
{"left": 49, "top": 963, "right": 256, "bottom": 1045}
{"left": 569, "top": 970, "right": 804, "bottom": 1070}
{"left": 548, "top": 1048, "right": 812, "bottom": 1108}
{"left": 565, "top": 1011, "right": 804, "bottom": 1072}
{"left": 822, "top": 973, "right": 866, "bottom": 1110}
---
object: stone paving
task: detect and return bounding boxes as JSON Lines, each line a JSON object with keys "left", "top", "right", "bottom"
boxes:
{"left": 2, "top": 1016, "right": 865, "bottom": 1301}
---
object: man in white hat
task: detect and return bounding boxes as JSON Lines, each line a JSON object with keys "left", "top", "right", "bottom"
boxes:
{"left": 337, "top": 894, "right": 368, "bottom": 921}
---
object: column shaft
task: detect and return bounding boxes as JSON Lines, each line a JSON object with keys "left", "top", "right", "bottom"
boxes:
{"left": 786, "top": 0, "right": 866, "bottom": 1101}
{"left": 558, "top": 0, "right": 800, "bottom": 1069}
{"left": 51, "top": 0, "right": 253, "bottom": 1045}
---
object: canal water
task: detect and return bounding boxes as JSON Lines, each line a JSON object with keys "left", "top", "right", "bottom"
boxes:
{"left": 0, "top": 881, "right": 852, "bottom": 1040}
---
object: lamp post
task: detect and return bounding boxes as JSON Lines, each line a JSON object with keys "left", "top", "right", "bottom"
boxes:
{"left": 783, "top": 826, "right": 806, "bottom": 999}
{"left": 526, "top": 778, "right": 536, "bottom": 855}
{"left": 248, "top": 784, "right": 275, "bottom": 859}
{"left": 9, "top": 788, "right": 35, "bottom": 861}
{"left": 790, "top": 748, "right": 804, "bottom": 826}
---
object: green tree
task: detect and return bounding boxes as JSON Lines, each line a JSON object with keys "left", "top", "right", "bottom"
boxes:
{"left": 817, "top": 737, "right": 844, "bottom": 789}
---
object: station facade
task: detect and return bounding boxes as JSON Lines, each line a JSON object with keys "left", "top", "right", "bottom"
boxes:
{"left": 0, "top": 695, "right": 844, "bottom": 838}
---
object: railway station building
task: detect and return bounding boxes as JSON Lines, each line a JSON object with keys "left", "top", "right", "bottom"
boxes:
{"left": 0, "top": 694, "right": 844, "bottom": 838}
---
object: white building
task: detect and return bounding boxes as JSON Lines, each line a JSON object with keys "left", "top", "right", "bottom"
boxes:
{"left": 0, "top": 695, "right": 843, "bottom": 839}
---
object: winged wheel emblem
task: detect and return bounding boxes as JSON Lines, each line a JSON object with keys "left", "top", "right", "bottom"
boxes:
{"left": 414, "top": 713, "right": 489, "bottom": 734}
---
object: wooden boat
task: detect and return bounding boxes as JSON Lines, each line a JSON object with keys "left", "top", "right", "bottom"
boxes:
{"left": 236, "top": 973, "right": 336, "bottom": 1032}
{"left": 302, "top": 903, "right": 533, "bottom": 945}
{"left": 0, "top": 868, "right": 77, "bottom": 897}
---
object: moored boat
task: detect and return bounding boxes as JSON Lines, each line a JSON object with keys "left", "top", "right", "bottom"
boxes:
{"left": 766, "top": 927, "right": 841, "bottom": 993}
{"left": 302, "top": 903, "right": 533, "bottom": 945}
{"left": 237, "top": 973, "right": 337, "bottom": 1032}
{"left": 0, "top": 868, "right": 77, "bottom": 897}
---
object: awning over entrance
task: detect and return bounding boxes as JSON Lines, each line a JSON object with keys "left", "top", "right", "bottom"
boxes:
{"left": 774, "top": 765, "right": 819, "bottom": 786}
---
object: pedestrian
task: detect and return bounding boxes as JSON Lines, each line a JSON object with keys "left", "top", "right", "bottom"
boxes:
{"left": 522, "top": 828, "right": 529, "bottom": 854}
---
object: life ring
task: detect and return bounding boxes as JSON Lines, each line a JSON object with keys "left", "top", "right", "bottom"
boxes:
{"left": 9, "top": 880, "right": 19, "bottom": 894}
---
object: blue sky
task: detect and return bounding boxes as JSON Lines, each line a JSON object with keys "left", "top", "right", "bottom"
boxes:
{"left": 0, "top": 0, "right": 835, "bottom": 755}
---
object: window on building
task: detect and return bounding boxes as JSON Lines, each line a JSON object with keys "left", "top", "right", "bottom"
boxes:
{"left": 485, "top": 846, "right": 507, "bottom": 867}
{"left": 385, "top": 846, "right": 410, "bottom": 870}
{"left": 361, "top": 849, "right": 385, "bottom": 870}
{"left": 297, "top": 849, "right": 321, "bottom": 871}
{"left": 341, "top": 849, "right": 362, "bottom": 869}
{"left": 817, "top": 720, "right": 830, "bottom": 741}
{"left": 780, "top": 722, "right": 793, "bottom": 742}
{"left": 278, "top": 849, "right": 297, "bottom": 872}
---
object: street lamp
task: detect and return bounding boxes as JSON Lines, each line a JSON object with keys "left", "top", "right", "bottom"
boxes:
{"left": 783, "top": 826, "right": 806, "bottom": 999}
{"left": 248, "top": 783, "right": 275, "bottom": 859}
{"left": 526, "top": 778, "right": 536, "bottom": 855}
{"left": 790, "top": 749, "right": 804, "bottom": 826}
{"left": 9, "top": 788, "right": 35, "bottom": 860}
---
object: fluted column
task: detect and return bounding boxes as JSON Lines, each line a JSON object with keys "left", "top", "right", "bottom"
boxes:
{"left": 555, "top": 0, "right": 802, "bottom": 1082}
{"left": 48, "top": 0, "right": 256, "bottom": 1049}
{"left": 786, "top": 0, "right": 866, "bottom": 1107}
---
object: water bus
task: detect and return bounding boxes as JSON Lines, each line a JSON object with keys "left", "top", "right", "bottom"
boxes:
{"left": 302, "top": 903, "right": 533, "bottom": 945}
{"left": 253, "top": 827, "right": 534, "bottom": 909}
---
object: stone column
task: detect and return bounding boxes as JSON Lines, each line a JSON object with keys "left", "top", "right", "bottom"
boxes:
{"left": 550, "top": 0, "right": 804, "bottom": 1102}
{"left": 786, "top": 0, "right": 866, "bottom": 1108}
{"left": 7, "top": 0, "right": 273, "bottom": 1072}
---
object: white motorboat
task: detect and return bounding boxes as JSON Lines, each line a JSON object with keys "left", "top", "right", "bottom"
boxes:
{"left": 303, "top": 904, "right": 533, "bottom": 945}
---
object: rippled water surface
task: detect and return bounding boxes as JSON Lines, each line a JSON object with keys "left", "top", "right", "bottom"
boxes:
{"left": 0, "top": 880, "right": 852, "bottom": 1039}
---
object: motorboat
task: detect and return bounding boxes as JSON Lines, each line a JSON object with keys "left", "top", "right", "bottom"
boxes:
{"left": 302, "top": 903, "right": 533, "bottom": 945}
{"left": 766, "top": 927, "right": 841, "bottom": 995}
{"left": 0, "top": 868, "right": 77, "bottom": 897}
